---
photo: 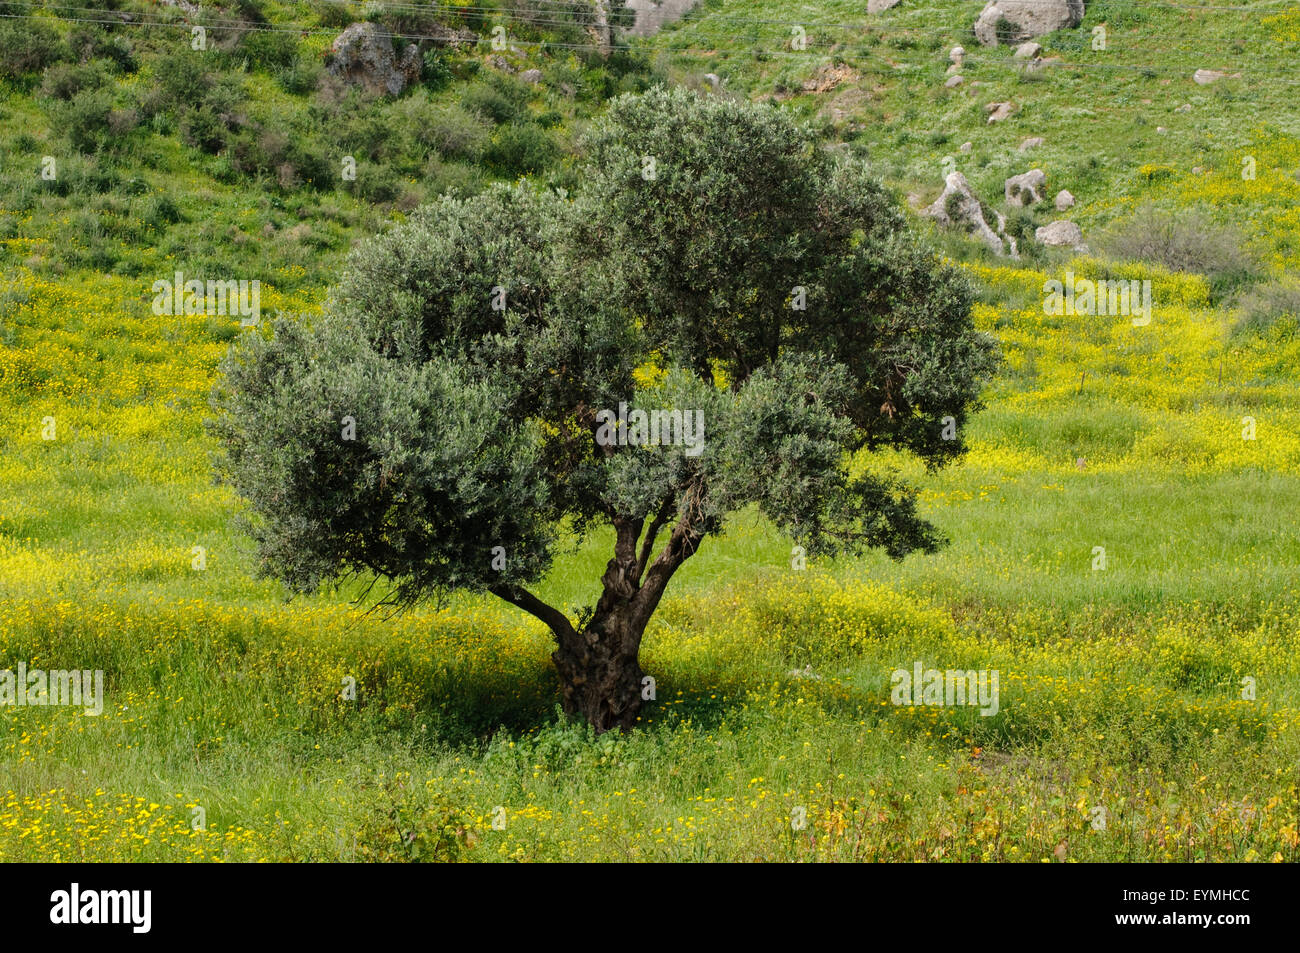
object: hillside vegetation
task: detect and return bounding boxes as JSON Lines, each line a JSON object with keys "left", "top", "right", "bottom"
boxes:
{"left": 1, "top": 1, "right": 1299, "bottom": 861}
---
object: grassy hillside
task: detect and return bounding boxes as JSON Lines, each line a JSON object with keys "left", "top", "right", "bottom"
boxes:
{"left": 2, "top": 1, "right": 1299, "bottom": 861}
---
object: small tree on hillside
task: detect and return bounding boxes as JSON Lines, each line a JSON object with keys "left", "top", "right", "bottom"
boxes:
{"left": 210, "top": 86, "right": 998, "bottom": 733}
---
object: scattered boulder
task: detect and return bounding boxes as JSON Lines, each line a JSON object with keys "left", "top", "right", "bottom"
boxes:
{"left": 986, "top": 101, "right": 1015, "bottom": 123}
{"left": 950, "top": 45, "right": 966, "bottom": 66}
{"left": 1026, "top": 56, "right": 1063, "bottom": 71}
{"left": 1054, "top": 189, "right": 1075, "bottom": 210}
{"left": 868, "top": 0, "right": 902, "bottom": 11}
{"left": 1193, "top": 69, "right": 1227, "bottom": 85}
{"left": 1014, "top": 41, "right": 1042, "bottom": 59}
{"left": 520, "top": 68, "right": 543, "bottom": 84}
{"left": 326, "top": 22, "right": 421, "bottom": 97}
{"left": 702, "top": 72, "right": 720, "bottom": 90}
{"left": 974, "top": 0, "right": 1085, "bottom": 46}
{"left": 1176, "top": 103, "right": 1192, "bottom": 113}
{"left": 1005, "top": 168, "right": 1046, "bottom": 206}
{"left": 1035, "top": 219, "right": 1085, "bottom": 250}
{"left": 959, "top": 140, "right": 973, "bottom": 153}
{"left": 1192, "top": 166, "right": 1204, "bottom": 175}
{"left": 1018, "top": 136, "right": 1045, "bottom": 151}
{"left": 489, "top": 54, "right": 516, "bottom": 74}
{"left": 924, "top": 172, "right": 1008, "bottom": 255}
{"left": 945, "top": 75, "right": 965, "bottom": 88}
{"left": 624, "top": 0, "right": 703, "bottom": 38}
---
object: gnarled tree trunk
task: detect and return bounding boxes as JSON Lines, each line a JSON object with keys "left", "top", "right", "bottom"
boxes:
{"left": 491, "top": 490, "right": 703, "bottom": 733}
{"left": 552, "top": 605, "right": 647, "bottom": 732}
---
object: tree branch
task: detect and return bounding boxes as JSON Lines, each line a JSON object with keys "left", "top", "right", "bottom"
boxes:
{"left": 635, "top": 494, "right": 676, "bottom": 584}
{"left": 633, "top": 481, "right": 705, "bottom": 626}
{"left": 488, "top": 584, "right": 576, "bottom": 642}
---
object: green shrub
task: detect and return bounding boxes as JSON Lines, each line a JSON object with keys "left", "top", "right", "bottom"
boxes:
{"left": 54, "top": 87, "right": 114, "bottom": 153}
{"left": 347, "top": 162, "right": 403, "bottom": 204}
{"left": 0, "top": 18, "right": 64, "bottom": 78}
{"left": 422, "top": 48, "right": 452, "bottom": 91}
{"left": 484, "top": 122, "right": 558, "bottom": 177}
{"left": 311, "top": 0, "right": 354, "bottom": 28}
{"left": 180, "top": 105, "right": 230, "bottom": 154}
{"left": 1002, "top": 207, "right": 1044, "bottom": 249}
{"left": 139, "top": 193, "right": 183, "bottom": 229}
{"left": 67, "top": 25, "right": 136, "bottom": 73}
{"left": 423, "top": 159, "right": 487, "bottom": 198}
{"left": 348, "top": 778, "right": 470, "bottom": 863}
{"left": 156, "top": 49, "right": 214, "bottom": 111}
{"left": 240, "top": 29, "right": 299, "bottom": 72}
{"left": 336, "top": 110, "right": 406, "bottom": 163}
{"left": 460, "top": 77, "right": 529, "bottom": 124}
{"left": 994, "top": 16, "right": 1019, "bottom": 45}
{"left": 40, "top": 61, "right": 108, "bottom": 100}
{"left": 417, "top": 103, "right": 491, "bottom": 162}
{"left": 275, "top": 55, "right": 321, "bottom": 95}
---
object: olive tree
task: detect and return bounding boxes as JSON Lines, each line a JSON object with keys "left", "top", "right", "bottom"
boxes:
{"left": 210, "top": 86, "right": 998, "bottom": 733}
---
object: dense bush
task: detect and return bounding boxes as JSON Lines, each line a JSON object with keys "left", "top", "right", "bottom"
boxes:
{"left": 53, "top": 87, "right": 115, "bottom": 153}
{"left": 172, "top": 73, "right": 246, "bottom": 153}
{"left": 484, "top": 122, "right": 559, "bottom": 177}
{"left": 40, "top": 61, "right": 108, "bottom": 101}
{"left": 67, "top": 25, "right": 136, "bottom": 73}
{"left": 345, "top": 161, "right": 403, "bottom": 204}
{"left": 239, "top": 29, "right": 299, "bottom": 72}
{"left": 460, "top": 76, "right": 531, "bottom": 124}
{"left": 336, "top": 110, "right": 408, "bottom": 164}
{"left": 138, "top": 192, "right": 184, "bottom": 229}
{"left": 311, "top": 0, "right": 354, "bottom": 29}
{"left": 423, "top": 158, "right": 488, "bottom": 198}
{"left": 422, "top": 48, "right": 453, "bottom": 91}
{"left": 0, "top": 17, "right": 64, "bottom": 78}
{"left": 416, "top": 102, "right": 491, "bottom": 162}
{"left": 153, "top": 49, "right": 215, "bottom": 112}
{"left": 180, "top": 105, "right": 231, "bottom": 154}
{"left": 275, "top": 55, "right": 321, "bottom": 95}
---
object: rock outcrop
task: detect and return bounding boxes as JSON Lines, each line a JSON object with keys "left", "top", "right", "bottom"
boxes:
{"left": 326, "top": 22, "right": 422, "bottom": 97}
{"left": 1035, "top": 219, "right": 1085, "bottom": 250}
{"left": 974, "top": 0, "right": 1085, "bottom": 46}
{"left": 986, "top": 101, "right": 1015, "bottom": 123}
{"left": 1004, "top": 169, "right": 1046, "bottom": 206}
{"left": 925, "top": 172, "right": 1010, "bottom": 255}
